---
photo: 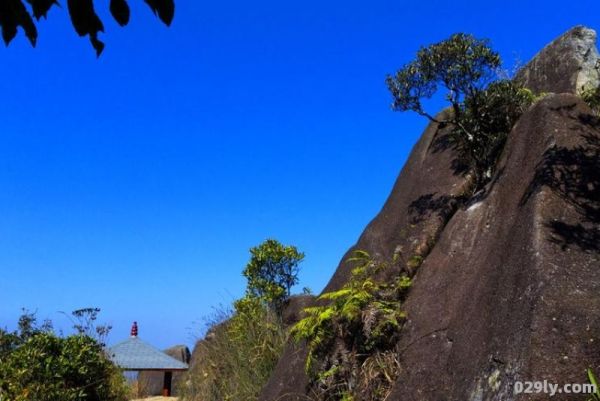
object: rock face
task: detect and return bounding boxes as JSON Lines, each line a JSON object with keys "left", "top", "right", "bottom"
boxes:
{"left": 258, "top": 26, "right": 600, "bottom": 401}
{"left": 516, "top": 25, "right": 600, "bottom": 94}
{"left": 392, "top": 93, "right": 600, "bottom": 401}
{"left": 138, "top": 345, "right": 191, "bottom": 396}
{"left": 282, "top": 294, "right": 315, "bottom": 327}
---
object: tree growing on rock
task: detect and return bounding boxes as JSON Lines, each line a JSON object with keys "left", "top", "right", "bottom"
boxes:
{"left": 386, "top": 33, "right": 500, "bottom": 123}
{"left": 386, "top": 33, "right": 534, "bottom": 192}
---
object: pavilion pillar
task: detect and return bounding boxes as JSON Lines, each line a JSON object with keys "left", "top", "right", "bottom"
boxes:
{"left": 163, "top": 371, "right": 173, "bottom": 397}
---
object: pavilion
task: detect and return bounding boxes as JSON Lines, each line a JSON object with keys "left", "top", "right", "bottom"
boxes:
{"left": 108, "top": 322, "right": 189, "bottom": 397}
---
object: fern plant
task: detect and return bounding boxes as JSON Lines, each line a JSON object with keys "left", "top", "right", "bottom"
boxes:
{"left": 291, "top": 251, "right": 411, "bottom": 401}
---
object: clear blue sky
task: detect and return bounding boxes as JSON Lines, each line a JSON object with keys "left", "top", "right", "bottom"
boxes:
{"left": 0, "top": 0, "right": 598, "bottom": 349}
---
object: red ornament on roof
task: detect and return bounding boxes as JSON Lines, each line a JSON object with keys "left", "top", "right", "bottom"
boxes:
{"left": 131, "top": 321, "right": 138, "bottom": 337}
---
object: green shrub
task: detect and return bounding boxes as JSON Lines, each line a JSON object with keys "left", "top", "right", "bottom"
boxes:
{"left": 453, "top": 80, "right": 534, "bottom": 187}
{"left": 0, "top": 312, "right": 127, "bottom": 401}
{"left": 291, "top": 251, "right": 411, "bottom": 401}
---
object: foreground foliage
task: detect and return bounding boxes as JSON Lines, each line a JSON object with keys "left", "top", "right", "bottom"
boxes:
{"left": 292, "top": 251, "right": 411, "bottom": 401}
{"left": 386, "top": 33, "right": 534, "bottom": 192}
{"left": 0, "top": 310, "right": 128, "bottom": 401}
{"left": 0, "top": 0, "right": 174, "bottom": 56}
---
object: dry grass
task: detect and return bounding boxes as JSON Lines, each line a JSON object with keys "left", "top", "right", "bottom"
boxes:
{"left": 181, "top": 304, "right": 287, "bottom": 401}
{"left": 131, "top": 397, "right": 178, "bottom": 401}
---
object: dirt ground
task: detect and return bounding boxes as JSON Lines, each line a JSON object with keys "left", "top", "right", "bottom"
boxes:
{"left": 131, "top": 397, "right": 178, "bottom": 401}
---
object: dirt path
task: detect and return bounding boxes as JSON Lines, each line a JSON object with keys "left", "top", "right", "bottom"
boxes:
{"left": 131, "top": 397, "right": 178, "bottom": 401}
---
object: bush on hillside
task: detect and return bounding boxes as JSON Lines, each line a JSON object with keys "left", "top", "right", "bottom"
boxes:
{"left": 0, "top": 311, "right": 128, "bottom": 401}
{"left": 452, "top": 79, "right": 534, "bottom": 184}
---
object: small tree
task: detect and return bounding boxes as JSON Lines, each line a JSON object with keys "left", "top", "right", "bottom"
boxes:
{"left": 386, "top": 33, "right": 533, "bottom": 191}
{"left": 242, "top": 239, "right": 304, "bottom": 313}
{"left": 386, "top": 33, "right": 500, "bottom": 123}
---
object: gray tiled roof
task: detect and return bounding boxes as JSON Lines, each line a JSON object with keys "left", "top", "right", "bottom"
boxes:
{"left": 108, "top": 337, "right": 189, "bottom": 371}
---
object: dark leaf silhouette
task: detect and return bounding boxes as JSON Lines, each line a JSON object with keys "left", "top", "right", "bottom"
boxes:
{"left": 1, "top": 0, "right": 174, "bottom": 55}
{"left": 0, "top": 0, "right": 37, "bottom": 46}
{"left": 110, "top": 0, "right": 130, "bottom": 27}
{"left": 144, "top": 0, "right": 174, "bottom": 26}
{"left": 67, "top": 0, "right": 104, "bottom": 56}
{"left": 25, "top": 0, "right": 58, "bottom": 20}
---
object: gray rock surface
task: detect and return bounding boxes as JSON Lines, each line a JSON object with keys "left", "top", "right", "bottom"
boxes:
{"left": 516, "top": 25, "right": 599, "bottom": 94}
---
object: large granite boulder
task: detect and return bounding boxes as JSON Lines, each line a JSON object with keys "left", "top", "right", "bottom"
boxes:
{"left": 391, "top": 93, "right": 600, "bottom": 401}
{"left": 258, "top": 26, "right": 600, "bottom": 401}
{"left": 515, "top": 25, "right": 599, "bottom": 94}
{"left": 282, "top": 294, "right": 315, "bottom": 327}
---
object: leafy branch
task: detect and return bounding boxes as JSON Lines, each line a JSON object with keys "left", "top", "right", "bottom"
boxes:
{"left": 0, "top": 0, "right": 175, "bottom": 55}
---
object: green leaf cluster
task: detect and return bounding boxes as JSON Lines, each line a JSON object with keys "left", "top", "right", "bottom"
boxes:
{"left": 386, "top": 33, "right": 535, "bottom": 192}
{"left": 0, "top": 312, "right": 127, "bottom": 401}
{"left": 242, "top": 238, "right": 304, "bottom": 314}
{"left": 291, "top": 251, "right": 411, "bottom": 400}
{"left": 452, "top": 80, "right": 535, "bottom": 185}
{"left": 386, "top": 33, "right": 500, "bottom": 122}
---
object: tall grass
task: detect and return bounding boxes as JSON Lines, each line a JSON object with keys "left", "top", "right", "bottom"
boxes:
{"left": 181, "top": 300, "right": 287, "bottom": 401}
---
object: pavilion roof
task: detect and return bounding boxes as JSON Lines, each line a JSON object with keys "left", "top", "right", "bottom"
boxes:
{"left": 108, "top": 335, "right": 189, "bottom": 371}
